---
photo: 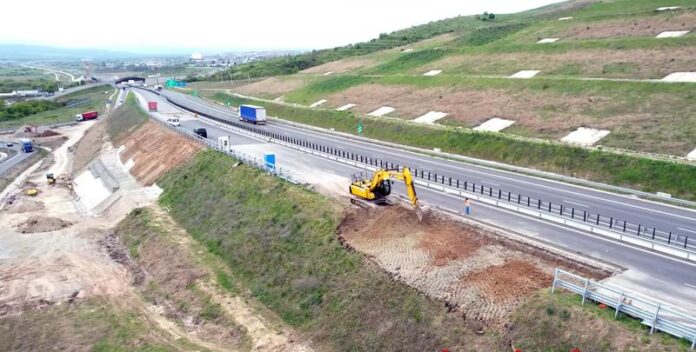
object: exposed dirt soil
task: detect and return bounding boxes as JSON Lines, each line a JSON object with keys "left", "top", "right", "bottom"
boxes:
{"left": 338, "top": 206, "right": 609, "bottom": 326}
{"left": 71, "top": 121, "right": 106, "bottom": 173}
{"left": 232, "top": 76, "right": 310, "bottom": 98}
{"left": 561, "top": 13, "right": 696, "bottom": 40}
{"left": 301, "top": 58, "right": 378, "bottom": 74}
{"left": 427, "top": 47, "right": 696, "bottom": 79}
{"left": 3, "top": 196, "right": 44, "bottom": 214}
{"left": 15, "top": 215, "right": 72, "bottom": 233}
{"left": 117, "top": 121, "right": 203, "bottom": 186}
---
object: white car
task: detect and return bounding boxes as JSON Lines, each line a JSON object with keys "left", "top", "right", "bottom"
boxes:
{"left": 167, "top": 118, "right": 181, "bottom": 127}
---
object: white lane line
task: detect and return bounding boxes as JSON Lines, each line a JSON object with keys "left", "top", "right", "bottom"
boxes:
{"left": 678, "top": 227, "right": 696, "bottom": 235}
{"left": 564, "top": 200, "right": 589, "bottom": 208}
{"left": 684, "top": 283, "right": 696, "bottom": 290}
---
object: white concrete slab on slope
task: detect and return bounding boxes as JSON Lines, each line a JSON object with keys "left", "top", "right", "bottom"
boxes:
{"left": 309, "top": 99, "right": 327, "bottom": 108}
{"left": 323, "top": 72, "right": 334, "bottom": 76}
{"left": 561, "top": 127, "right": 611, "bottom": 146}
{"left": 558, "top": 17, "right": 573, "bottom": 21}
{"left": 662, "top": 72, "right": 696, "bottom": 82}
{"left": 273, "top": 96, "right": 285, "bottom": 102}
{"left": 368, "top": 106, "right": 395, "bottom": 117}
{"left": 124, "top": 158, "right": 135, "bottom": 171}
{"left": 473, "top": 117, "right": 516, "bottom": 132}
{"left": 402, "top": 48, "right": 414, "bottom": 53}
{"left": 336, "top": 103, "right": 356, "bottom": 111}
{"left": 687, "top": 148, "right": 696, "bottom": 161}
{"left": 73, "top": 170, "right": 111, "bottom": 211}
{"left": 657, "top": 6, "right": 681, "bottom": 11}
{"left": 413, "top": 111, "right": 448, "bottom": 124}
{"left": 423, "top": 70, "right": 442, "bottom": 76}
{"left": 537, "top": 38, "right": 560, "bottom": 43}
{"left": 656, "top": 30, "right": 690, "bottom": 38}
{"left": 510, "top": 70, "right": 540, "bottom": 79}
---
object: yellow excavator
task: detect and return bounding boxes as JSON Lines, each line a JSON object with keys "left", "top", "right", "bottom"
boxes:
{"left": 349, "top": 167, "right": 425, "bottom": 219}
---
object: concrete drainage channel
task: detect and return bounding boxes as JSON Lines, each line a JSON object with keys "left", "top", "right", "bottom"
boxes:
{"left": 141, "top": 88, "right": 696, "bottom": 263}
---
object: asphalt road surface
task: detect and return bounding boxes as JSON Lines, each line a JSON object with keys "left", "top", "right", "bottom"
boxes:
{"left": 0, "top": 142, "right": 34, "bottom": 176}
{"left": 133, "top": 88, "right": 696, "bottom": 312}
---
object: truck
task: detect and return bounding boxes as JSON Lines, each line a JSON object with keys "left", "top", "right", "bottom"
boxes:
{"left": 75, "top": 111, "right": 98, "bottom": 121}
{"left": 19, "top": 138, "right": 33, "bottom": 153}
{"left": 148, "top": 101, "right": 158, "bottom": 112}
{"left": 193, "top": 128, "right": 207, "bottom": 139}
{"left": 239, "top": 105, "right": 267, "bottom": 125}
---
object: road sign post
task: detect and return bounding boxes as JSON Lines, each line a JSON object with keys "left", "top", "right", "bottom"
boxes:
{"left": 357, "top": 121, "right": 363, "bottom": 135}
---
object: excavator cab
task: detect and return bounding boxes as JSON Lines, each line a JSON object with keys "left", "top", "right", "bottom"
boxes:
{"left": 349, "top": 167, "right": 426, "bottom": 220}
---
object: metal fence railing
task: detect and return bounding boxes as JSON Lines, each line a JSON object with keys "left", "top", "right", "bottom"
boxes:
{"left": 139, "top": 88, "right": 696, "bottom": 262}
{"left": 552, "top": 269, "right": 696, "bottom": 348}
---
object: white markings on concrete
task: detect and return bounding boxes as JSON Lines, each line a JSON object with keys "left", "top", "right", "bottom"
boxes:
{"left": 73, "top": 170, "right": 111, "bottom": 211}
{"left": 402, "top": 48, "right": 414, "bottom": 53}
{"left": 413, "top": 111, "right": 448, "bottom": 124}
{"left": 336, "top": 103, "right": 356, "bottom": 111}
{"left": 510, "top": 70, "right": 540, "bottom": 79}
{"left": 473, "top": 117, "right": 516, "bottom": 132}
{"left": 124, "top": 158, "right": 135, "bottom": 171}
{"left": 323, "top": 71, "right": 334, "bottom": 76}
{"left": 684, "top": 283, "right": 696, "bottom": 290}
{"left": 273, "top": 96, "right": 285, "bottom": 102}
{"left": 309, "top": 99, "right": 327, "bottom": 108}
{"left": 423, "top": 70, "right": 442, "bottom": 76}
{"left": 558, "top": 17, "right": 573, "bottom": 21}
{"left": 687, "top": 148, "right": 696, "bottom": 161}
{"left": 537, "top": 38, "right": 560, "bottom": 44}
{"left": 657, "top": 6, "right": 681, "bottom": 11}
{"left": 368, "top": 106, "right": 395, "bottom": 117}
{"left": 656, "top": 30, "right": 690, "bottom": 38}
{"left": 662, "top": 72, "right": 696, "bottom": 82}
{"left": 561, "top": 127, "right": 611, "bottom": 146}
{"left": 564, "top": 200, "right": 589, "bottom": 208}
{"left": 678, "top": 227, "right": 696, "bottom": 235}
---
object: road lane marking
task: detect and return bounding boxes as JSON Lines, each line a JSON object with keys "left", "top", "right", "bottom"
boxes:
{"left": 678, "top": 227, "right": 696, "bottom": 234}
{"left": 564, "top": 200, "right": 589, "bottom": 208}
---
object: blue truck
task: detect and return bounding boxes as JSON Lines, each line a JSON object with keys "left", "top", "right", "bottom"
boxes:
{"left": 19, "top": 138, "right": 33, "bottom": 153}
{"left": 239, "top": 105, "right": 267, "bottom": 125}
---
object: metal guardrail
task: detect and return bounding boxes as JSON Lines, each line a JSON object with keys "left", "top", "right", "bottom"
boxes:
{"left": 141, "top": 88, "right": 696, "bottom": 262}
{"left": 552, "top": 269, "right": 696, "bottom": 348}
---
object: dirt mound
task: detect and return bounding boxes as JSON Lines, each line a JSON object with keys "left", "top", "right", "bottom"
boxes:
{"left": 4, "top": 197, "right": 45, "bottom": 213}
{"left": 339, "top": 206, "right": 609, "bottom": 325}
{"left": 35, "top": 130, "right": 60, "bottom": 138}
{"left": 15, "top": 215, "right": 72, "bottom": 233}
{"left": 118, "top": 121, "right": 203, "bottom": 185}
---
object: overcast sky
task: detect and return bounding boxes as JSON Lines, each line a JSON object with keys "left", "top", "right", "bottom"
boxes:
{"left": 1, "top": 0, "right": 563, "bottom": 53}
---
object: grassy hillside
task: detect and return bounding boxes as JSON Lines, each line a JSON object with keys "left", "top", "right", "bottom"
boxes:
{"left": 106, "top": 92, "right": 149, "bottom": 143}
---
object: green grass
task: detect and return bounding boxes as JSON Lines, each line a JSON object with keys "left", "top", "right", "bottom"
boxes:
{"left": 285, "top": 75, "right": 371, "bottom": 102}
{"left": 0, "top": 84, "right": 114, "bottom": 129}
{"left": 211, "top": 92, "right": 696, "bottom": 201}
{"left": 106, "top": 92, "right": 149, "bottom": 142}
{"left": 0, "top": 299, "right": 205, "bottom": 351}
{"left": 158, "top": 150, "right": 479, "bottom": 350}
{"left": 368, "top": 49, "right": 447, "bottom": 74}
{"left": 510, "top": 290, "right": 692, "bottom": 351}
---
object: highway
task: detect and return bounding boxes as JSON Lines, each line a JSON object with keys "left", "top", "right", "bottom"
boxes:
{"left": 133, "top": 88, "right": 696, "bottom": 312}
{"left": 157, "top": 89, "right": 696, "bottom": 240}
{"left": 0, "top": 142, "right": 34, "bottom": 176}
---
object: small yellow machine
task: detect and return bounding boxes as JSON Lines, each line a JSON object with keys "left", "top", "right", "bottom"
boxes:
{"left": 349, "top": 167, "right": 424, "bottom": 219}
{"left": 46, "top": 173, "right": 56, "bottom": 186}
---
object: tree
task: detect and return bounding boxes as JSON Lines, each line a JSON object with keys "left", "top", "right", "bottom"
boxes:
{"left": 488, "top": 13, "right": 496, "bottom": 20}
{"left": 379, "top": 32, "right": 388, "bottom": 40}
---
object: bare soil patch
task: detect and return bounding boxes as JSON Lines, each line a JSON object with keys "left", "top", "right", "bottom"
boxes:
{"left": 3, "top": 197, "right": 44, "bottom": 214}
{"left": 15, "top": 215, "right": 72, "bottom": 233}
{"left": 118, "top": 121, "right": 203, "bottom": 185}
{"left": 561, "top": 13, "right": 696, "bottom": 40}
{"left": 339, "top": 206, "right": 608, "bottom": 325}
{"left": 232, "top": 76, "right": 310, "bottom": 98}
{"left": 72, "top": 121, "right": 106, "bottom": 173}
{"left": 301, "top": 58, "right": 378, "bottom": 74}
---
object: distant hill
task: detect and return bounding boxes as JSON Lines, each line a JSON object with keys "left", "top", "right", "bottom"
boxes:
{"left": 0, "top": 44, "right": 138, "bottom": 60}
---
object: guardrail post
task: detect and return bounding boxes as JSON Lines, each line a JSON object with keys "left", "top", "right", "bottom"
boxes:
{"left": 507, "top": 192, "right": 511, "bottom": 201}
{"left": 668, "top": 232, "right": 672, "bottom": 244}
{"left": 449, "top": 177, "right": 452, "bottom": 186}
{"left": 596, "top": 214, "right": 601, "bottom": 225}
{"left": 581, "top": 278, "right": 590, "bottom": 305}
{"left": 615, "top": 292, "right": 624, "bottom": 319}
{"left": 623, "top": 221, "right": 627, "bottom": 232}
{"left": 538, "top": 199, "right": 541, "bottom": 209}
{"left": 652, "top": 228, "right": 656, "bottom": 240}
{"left": 685, "top": 237, "right": 689, "bottom": 249}
{"left": 456, "top": 179, "right": 459, "bottom": 188}
{"left": 498, "top": 190, "right": 501, "bottom": 199}
{"left": 464, "top": 181, "right": 467, "bottom": 190}
{"left": 489, "top": 188, "right": 493, "bottom": 197}
{"left": 548, "top": 202, "right": 552, "bottom": 212}
{"left": 610, "top": 217, "right": 614, "bottom": 229}
{"left": 637, "top": 224, "right": 642, "bottom": 236}
{"left": 571, "top": 208, "right": 575, "bottom": 219}
{"left": 481, "top": 185, "right": 485, "bottom": 195}
{"left": 551, "top": 268, "right": 559, "bottom": 294}
{"left": 650, "top": 304, "right": 661, "bottom": 334}
{"left": 560, "top": 204, "right": 563, "bottom": 215}
{"left": 583, "top": 211, "right": 587, "bottom": 222}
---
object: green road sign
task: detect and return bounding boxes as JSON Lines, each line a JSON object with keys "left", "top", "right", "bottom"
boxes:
{"left": 225, "top": 101, "right": 230, "bottom": 107}
{"left": 357, "top": 122, "right": 363, "bottom": 135}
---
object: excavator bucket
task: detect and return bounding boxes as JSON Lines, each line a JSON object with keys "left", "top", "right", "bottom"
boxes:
{"left": 415, "top": 204, "right": 430, "bottom": 222}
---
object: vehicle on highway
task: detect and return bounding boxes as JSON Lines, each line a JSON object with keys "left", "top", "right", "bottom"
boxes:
{"left": 193, "top": 127, "right": 207, "bottom": 138}
{"left": 167, "top": 118, "right": 181, "bottom": 127}
{"left": 19, "top": 138, "right": 33, "bottom": 153}
{"left": 148, "top": 101, "right": 158, "bottom": 112}
{"left": 5, "top": 141, "right": 14, "bottom": 148}
{"left": 75, "top": 110, "right": 98, "bottom": 122}
{"left": 239, "top": 105, "right": 267, "bottom": 125}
